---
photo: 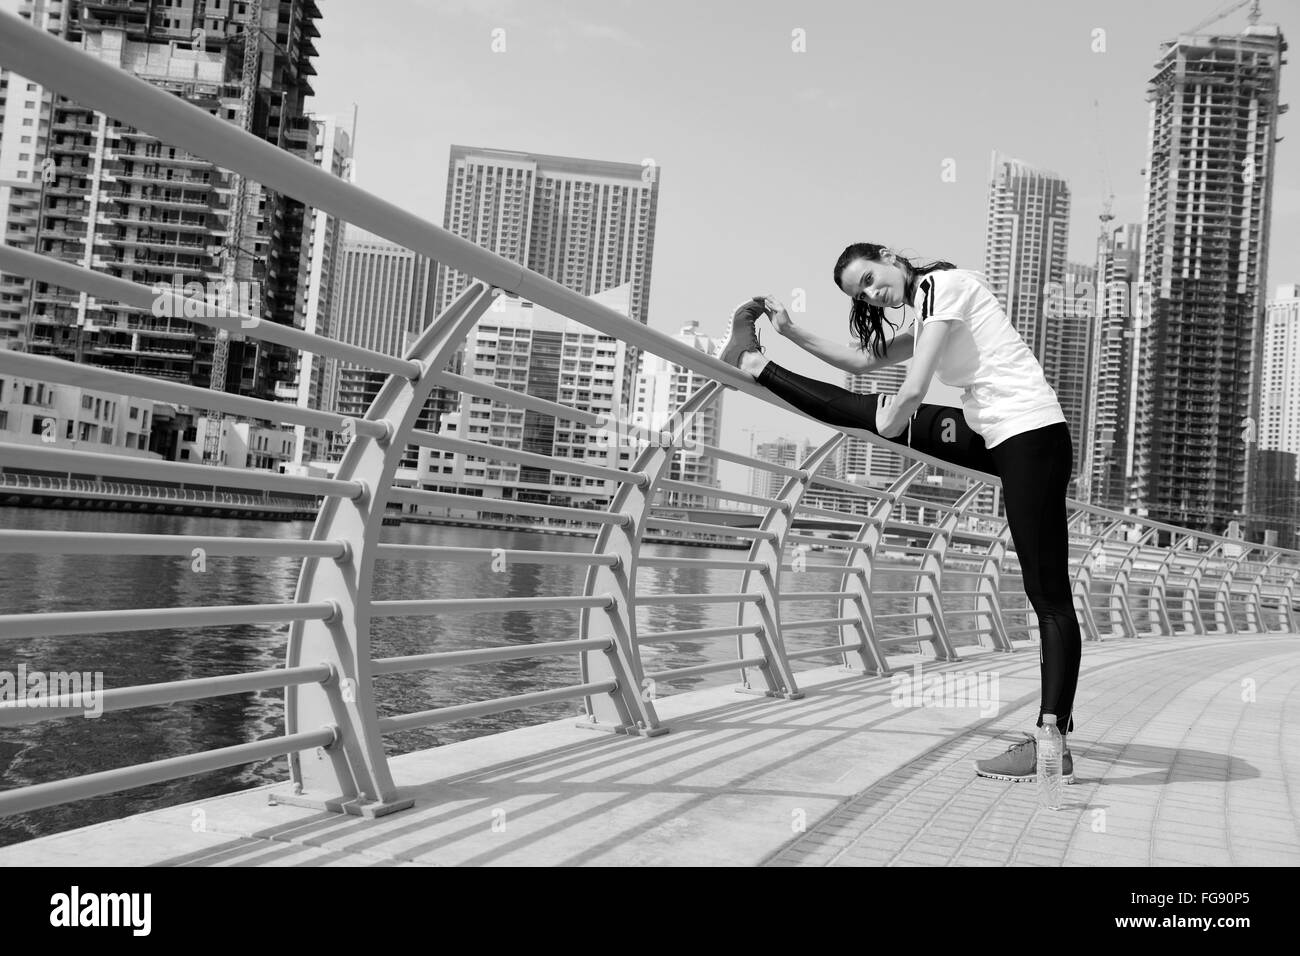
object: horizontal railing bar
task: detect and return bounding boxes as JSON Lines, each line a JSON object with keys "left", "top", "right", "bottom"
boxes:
{"left": 785, "top": 642, "right": 865, "bottom": 660}
{"left": 0, "top": 664, "right": 333, "bottom": 726}
{"left": 692, "top": 441, "right": 808, "bottom": 477}
{"left": 373, "top": 544, "right": 618, "bottom": 567}
{"left": 808, "top": 475, "right": 890, "bottom": 498}
{"left": 638, "top": 556, "right": 766, "bottom": 570}
{"left": 883, "top": 519, "right": 939, "bottom": 537}
{"left": 431, "top": 371, "right": 605, "bottom": 426}
{"left": 780, "top": 617, "right": 858, "bottom": 630}
{"left": 0, "top": 530, "right": 346, "bottom": 559}
{"left": 0, "top": 602, "right": 336, "bottom": 638}
{"left": 782, "top": 590, "right": 856, "bottom": 600}
{"left": 0, "top": 443, "right": 361, "bottom": 498}
{"left": 371, "top": 595, "right": 614, "bottom": 616}
{"left": 643, "top": 517, "right": 777, "bottom": 541}
{"left": 371, "top": 638, "right": 614, "bottom": 675}
{"left": 411, "top": 431, "right": 646, "bottom": 487}
{"left": 387, "top": 487, "right": 630, "bottom": 526}
{"left": 644, "top": 656, "right": 768, "bottom": 682}
{"left": 868, "top": 589, "right": 933, "bottom": 597}
{"left": 872, "top": 611, "right": 932, "bottom": 621}
{"left": 639, "top": 624, "right": 762, "bottom": 644}
{"left": 787, "top": 534, "right": 869, "bottom": 549}
{"left": 0, "top": 243, "right": 422, "bottom": 379}
{"left": 0, "top": 349, "right": 390, "bottom": 440}
{"left": 779, "top": 563, "right": 865, "bottom": 574}
{"left": 795, "top": 502, "right": 878, "bottom": 522}
{"left": 376, "top": 681, "right": 618, "bottom": 733}
{"left": 635, "top": 592, "right": 760, "bottom": 606}
{"left": 657, "top": 479, "right": 787, "bottom": 511}
{"left": 0, "top": 726, "right": 335, "bottom": 818}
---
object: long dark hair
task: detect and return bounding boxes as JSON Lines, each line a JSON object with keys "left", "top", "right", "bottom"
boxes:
{"left": 833, "top": 243, "right": 956, "bottom": 359}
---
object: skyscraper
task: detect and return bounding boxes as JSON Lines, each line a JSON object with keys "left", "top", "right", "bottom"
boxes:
{"left": 5, "top": 0, "right": 320, "bottom": 405}
{"left": 983, "top": 151, "right": 1071, "bottom": 361}
{"left": 1131, "top": 20, "right": 1287, "bottom": 533}
{"left": 1261, "top": 283, "right": 1300, "bottom": 479}
{"left": 1059, "top": 260, "right": 1098, "bottom": 493}
{"left": 290, "top": 114, "right": 353, "bottom": 468}
{"left": 633, "top": 319, "right": 722, "bottom": 509}
{"left": 1082, "top": 223, "right": 1142, "bottom": 508}
{"left": 424, "top": 146, "right": 661, "bottom": 440}
{"left": 328, "top": 232, "right": 437, "bottom": 463}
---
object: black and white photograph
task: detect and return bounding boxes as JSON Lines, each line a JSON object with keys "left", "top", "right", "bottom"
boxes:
{"left": 0, "top": 0, "right": 1296, "bottom": 918}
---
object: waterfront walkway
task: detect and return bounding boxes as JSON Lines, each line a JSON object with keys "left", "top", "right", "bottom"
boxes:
{"left": 4, "top": 632, "right": 1296, "bottom": 866}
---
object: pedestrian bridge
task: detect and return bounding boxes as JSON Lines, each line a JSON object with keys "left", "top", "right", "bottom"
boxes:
{"left": 1, "top": 12, "right": 1298, "bottom": 866}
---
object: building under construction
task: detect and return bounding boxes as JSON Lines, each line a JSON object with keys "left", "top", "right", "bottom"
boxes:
{"left": 5, "top": 0, "right": 319, "bottom": 412}
{"left": 1130, "top": 16, "right": 1287, "bottom": 536}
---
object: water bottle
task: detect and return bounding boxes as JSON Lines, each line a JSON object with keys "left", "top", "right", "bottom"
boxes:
{"left": 1037, "top": 720, "right": 1063, "bottom": 810}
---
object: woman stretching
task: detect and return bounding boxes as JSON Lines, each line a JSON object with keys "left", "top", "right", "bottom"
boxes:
{"left": 716, "top": 242, "right": 1082, "bottom": 784}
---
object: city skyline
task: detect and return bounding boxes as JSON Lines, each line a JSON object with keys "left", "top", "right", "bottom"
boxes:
{"left": 295, "top": 0, "right": 1300, "bottom": 494}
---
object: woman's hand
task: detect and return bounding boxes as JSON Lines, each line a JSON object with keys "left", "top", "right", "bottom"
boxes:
{"left": 876, "top": 394, "right": 909, "bottom": 439}
{"left": 762, "top": 295, "right": 794, "bottom": 335}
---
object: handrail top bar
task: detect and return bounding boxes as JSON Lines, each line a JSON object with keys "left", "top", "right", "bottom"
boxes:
{"left": 0, "top": 11, "right": 749, "bottom": 390}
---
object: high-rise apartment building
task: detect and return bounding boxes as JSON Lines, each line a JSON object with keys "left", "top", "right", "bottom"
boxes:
{"left": 633, "top": 318, "right": 722, "bottom": 509}
{"left": 424, "top": 145, "right": 661, "bottom": 441}
{"left": 983, "top": 151, "right": 1071, "bottom": 361}
{"left": 328, "top": 232, "right": 437, "bottom": 462}
{"left": 4, "top": 0, "right": 320, "bottom": 406}
{"left": 1082, "top": 223, "right": 1142, "bottom": 508}
{"left": 1261, "top": 283, "right": 1300, "bottom": 480}
{"left": 1058, "top": 260, "right": 1097, "bottom": 493}
{"left": 415, "top": 284, "right": 639, "bottom": 509}
{"left": 289, "top": 113, "right": 351, "bottom": 467}
{"left": 1131, "top": 21, "right": 1287, "bottom": 533}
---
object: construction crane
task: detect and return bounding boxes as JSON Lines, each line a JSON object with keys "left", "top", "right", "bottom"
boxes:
{"left": 203, "top": 0, "right": 262, "bottom": 466}
{"left": 1092, "top": 98, "right": 1115, "bottom": 232}
{"left": 1185, "top": 0, "right": 1261, "bottom": 35}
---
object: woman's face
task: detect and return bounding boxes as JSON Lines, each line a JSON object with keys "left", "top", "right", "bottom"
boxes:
{"left": 839, "top": 255, "right": 907, "bottom": 309}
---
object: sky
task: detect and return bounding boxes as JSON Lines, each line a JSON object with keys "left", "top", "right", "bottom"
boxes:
{"left": 8, "top": 0, "right": 1300, "bottom": 492}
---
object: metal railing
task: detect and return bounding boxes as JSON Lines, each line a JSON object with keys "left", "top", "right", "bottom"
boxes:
{"left": 0, "top": 8, "right": 1297, "bottom": 822}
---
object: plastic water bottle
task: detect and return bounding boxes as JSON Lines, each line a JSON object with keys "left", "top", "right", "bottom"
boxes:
{"left": 1037, "top": 720, "right": 1064, "bottom": 810}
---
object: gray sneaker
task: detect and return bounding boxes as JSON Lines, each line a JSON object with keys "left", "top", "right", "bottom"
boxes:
{"left": 716, "top": 296, "right": 767, "bottom": 368}
{"left": 973, "top": 732, "right": 1075, "bottom": 783}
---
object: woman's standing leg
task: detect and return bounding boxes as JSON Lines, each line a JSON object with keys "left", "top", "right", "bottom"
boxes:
{"left": 987, "top": 422, "right": 1082, "bottom": 735}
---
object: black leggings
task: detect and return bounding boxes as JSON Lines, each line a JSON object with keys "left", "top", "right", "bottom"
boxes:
{"left": 757, "top": 361, "right": 1081, "bottom": 734}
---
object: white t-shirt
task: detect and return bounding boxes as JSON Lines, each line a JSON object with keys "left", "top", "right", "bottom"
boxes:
{"left": 909, "top": 268, "right": 1065, "bottom": 449}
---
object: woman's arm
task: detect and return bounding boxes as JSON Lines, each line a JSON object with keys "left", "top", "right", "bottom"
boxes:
{"left": 763, "top": 295, "right": 915, "bottom": 373}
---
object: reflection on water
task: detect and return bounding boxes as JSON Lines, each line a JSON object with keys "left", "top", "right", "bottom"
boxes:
{"left": 0, "top": 507, "right": 980, "bottom": 847}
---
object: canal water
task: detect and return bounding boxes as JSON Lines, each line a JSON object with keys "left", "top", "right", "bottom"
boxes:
{"left": 0, "top": 507, "right": 966, "bottom": 847}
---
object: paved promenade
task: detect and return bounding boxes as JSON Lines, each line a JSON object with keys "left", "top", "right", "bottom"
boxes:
{"left": 2, "top": 633, "right": 1296, "bottom": 866}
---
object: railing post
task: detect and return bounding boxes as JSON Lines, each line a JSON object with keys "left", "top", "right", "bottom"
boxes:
{"left": 1213, "top": 544, "right": 1244, "bottom": 635}
{"left": 868, "top": 462, "right": 956, "bottom": 661}
{"left": 576, "top": 391, "right": 726, "bottom": 736}
{"left": 1280, "top": 565, "right": 1300, "bottom": 633}
{"left": 277, "top": 282, "right": 497, "bottom": 817}
{"left": 1149, "top": 531, "right": 1194, "bottom": 636}
{"left": 1244, "top": 551, "right": 1276, "bottom": 634}
{"left": 1067, "top": 507, "right": 1103, "bottom": 643}
{"left": 1109, "top": 523, "right": 1143, "bottom": 639}
{"left": 952, "top": 482, "right": 1013, "bottom": 651}
{"left": 1128, "top": 526, "right": 1168, "bottom": 637}
{"left": 733, "top": 437, "right": 847, "bottom": 699}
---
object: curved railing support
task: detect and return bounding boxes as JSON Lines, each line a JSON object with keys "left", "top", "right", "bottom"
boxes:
{"left": 279, "top": 281, "right": 497, "bottom": 816}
